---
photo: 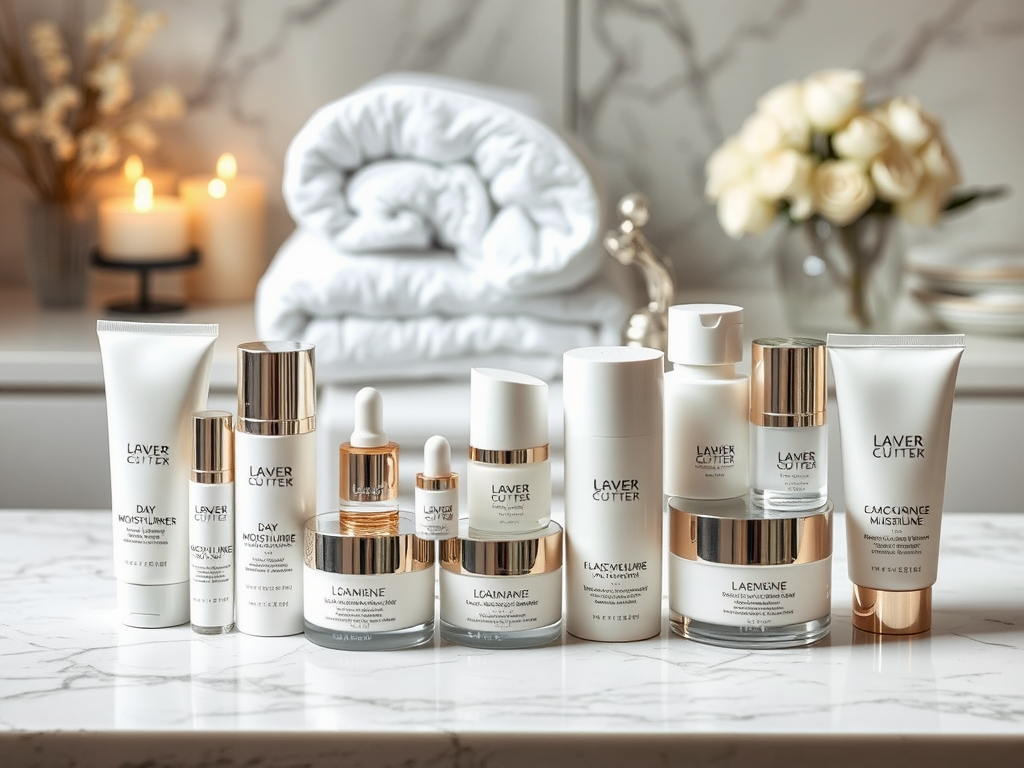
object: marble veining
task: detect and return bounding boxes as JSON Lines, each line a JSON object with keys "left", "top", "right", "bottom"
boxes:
{"left": 2, "top": 510, "right": 1023, "bottom": 766}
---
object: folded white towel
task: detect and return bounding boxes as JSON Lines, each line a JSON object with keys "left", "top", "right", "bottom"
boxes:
{"left": 256, "top": 230, "right": 632, "bottom": 383}
{"left": 283, "top": 73, "right": 604, "bottom": 295}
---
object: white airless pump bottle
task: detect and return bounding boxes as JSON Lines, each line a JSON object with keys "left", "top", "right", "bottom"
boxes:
{"left": 234, "top": 341, "right": 316, "bottom": 637}
{"left": 563, "top": 346, "right": 664, "bottom": 642}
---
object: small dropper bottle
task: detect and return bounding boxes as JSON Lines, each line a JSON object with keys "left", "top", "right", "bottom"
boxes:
{"left": 339, "top": 387, "right": 399, "bottom": 534}
{"left": 415, "top": 436, "right": 459, "bottom": 540}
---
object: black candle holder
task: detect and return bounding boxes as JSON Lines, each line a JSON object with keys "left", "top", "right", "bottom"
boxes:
{"left": 91, "top": 248, "right": 200, "bottom": 314}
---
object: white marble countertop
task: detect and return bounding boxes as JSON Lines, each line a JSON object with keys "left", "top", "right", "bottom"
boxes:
{"left": 1, "top": 510, "right": 1022, "bottom": 767}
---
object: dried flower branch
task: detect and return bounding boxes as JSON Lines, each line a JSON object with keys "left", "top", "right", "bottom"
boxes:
{"left": 0, "top": 0, "right": 184, "bottom": 204}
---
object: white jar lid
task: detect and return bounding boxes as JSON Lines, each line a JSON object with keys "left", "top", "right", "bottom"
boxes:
{"left": 470, "top": 368, "right": 548, "bottom": 451}
{"left": 563, "top": 346, "right": 663, "bottom": 438}
{"left": 667, "top": 304, "right": 744, "bottom": 366}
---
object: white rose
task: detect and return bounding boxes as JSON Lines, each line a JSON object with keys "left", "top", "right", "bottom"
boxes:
{"left": 717, "top": 182, "right": 777, "bottom": 239}
{"left": 832, "top": 114, "right": 890, "bottom": 163}
{"left": 920, "top": 136, "right": 961, "bottom": 186}
{"left": 896, "top": 177, "right": 950, "bottom": 227}
{"left": 705, "top": 137, "right": 752, "bottom": 201}
{"left": 739, "top": 111, "right": 785, "bottom": 157}
{"left": 755, "top": 149, "right": 814, "bottom": 201}
{"left": 813, "top": 159, "right": 875, "bottom": 226}
{"left": 870, "top": 145, "right": 923, "bottom": 202}
{"left": 802, "top": 69, "right": 865, "bottom": 132}
{"left": 885, "top": 96, "right": 937, "bottom": 151}
{"left": 757, "top": 81, "right": 810, "bottom": 151}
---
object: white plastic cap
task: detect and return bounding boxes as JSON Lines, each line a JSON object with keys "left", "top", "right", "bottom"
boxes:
{"left": 470, "top": 368, "right": 548, "bottom": 450}
{"left": 563, "top": 346, "right": 664, "bottom": 438}
{"left": 350, "top": 387, "right": 388, "bottom": 447}
{"left": 117, "top": 581, "right": 189, "bottom": 628}
{"left": 667, "top": 304, "right": 744, "bottom": 366}
{"left": 423, "top": 435, "right": 452, "bottom": 477}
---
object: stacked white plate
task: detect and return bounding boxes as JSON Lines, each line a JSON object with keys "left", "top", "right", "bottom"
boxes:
{"left": 910, "top": 245, "right": 1024, "bottom": 335}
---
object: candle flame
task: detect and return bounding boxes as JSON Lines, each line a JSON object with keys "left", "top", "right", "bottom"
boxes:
{"left": 134, "top": 177, "right": 154, "bottom": 212}
{"left": 123, "top": 155, "right": 144, "bottom": 183}
{"left": 216, "top": 153, "right": 237, "bottom": 180}
{"left": 208, "top": 178, "right": 227, "bottom": 199}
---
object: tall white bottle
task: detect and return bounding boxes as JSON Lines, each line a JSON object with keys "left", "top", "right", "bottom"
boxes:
{"left": 563, "top": 346, "right": 664, "bottom": 642}
{"left": 664, "top": 304, "right": 748, "bottom": 500}
{"left": 235, "top": 341, "right": 316, "bottom": 637}
{"left": 189, "top": 410, "right": 235, "bottom": 634}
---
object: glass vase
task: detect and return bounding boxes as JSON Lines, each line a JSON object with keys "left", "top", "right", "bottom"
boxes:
{"left": 25, "top": 201, "right": 94, "bottom": 309}
{"left": 774, "top": 214, "right": 904, "bottom": 335}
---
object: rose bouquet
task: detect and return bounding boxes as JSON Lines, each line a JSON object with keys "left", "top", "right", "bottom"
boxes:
{"left": 0, "top": 0, "right": 184, "bottom": 204}
{"left": 705, "top": 68, "right": 1002, "bottom": 330}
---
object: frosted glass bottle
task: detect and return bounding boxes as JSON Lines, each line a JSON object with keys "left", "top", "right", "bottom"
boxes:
{"left": 749, "top": 337, "right": 827, "bottom": 511}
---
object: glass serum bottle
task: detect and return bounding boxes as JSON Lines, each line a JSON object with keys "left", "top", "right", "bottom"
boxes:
{"left": 664, "top": 304, "right": 748, "bottom": 500}
{"left": 466, "top": 368, "right": 551, "bottom": 534}
{"left": 749, "top": 337, "right": 827, "bottom": 510}
{"left": 339, "top": 387, "right": 399, "bottom": 535}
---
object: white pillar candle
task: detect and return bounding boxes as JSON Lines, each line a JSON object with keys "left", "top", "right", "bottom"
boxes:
{"left": 98, "top": 177, "right": 189, "bottom": 262}
{"left": 181, "top": 153, "right": 267, "bottom": 304}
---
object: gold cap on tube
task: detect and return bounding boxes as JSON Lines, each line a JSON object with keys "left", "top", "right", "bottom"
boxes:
{"left": 440, "top": 520, "right": 562, "bottom": 576}
{"left": 191, "top": 410, "right": 234, "bottom": 483}
{"left": 852, "top": 585, "right": 932, "bottom": 635}
{"left": 750, "top": 337, "right": 826, "bottom": 428}
{"left": 237, "top": 341, "right": 316, "bottom": 436}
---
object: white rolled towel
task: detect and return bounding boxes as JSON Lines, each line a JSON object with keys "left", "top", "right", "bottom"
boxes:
{"left": 283, "top": 72, "right": 604, "bottom": 295}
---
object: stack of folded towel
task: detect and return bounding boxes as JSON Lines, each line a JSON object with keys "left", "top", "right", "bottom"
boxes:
{"left": 257, "top": 73, "right": 632, "bottom": 383}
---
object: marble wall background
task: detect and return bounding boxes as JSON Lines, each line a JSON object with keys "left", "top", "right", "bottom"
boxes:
{"left": 1, "top": 0, "right": 1022, "bottom": 294}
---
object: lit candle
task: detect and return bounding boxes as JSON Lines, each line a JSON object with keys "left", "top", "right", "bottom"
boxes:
{"left": 180, "top": 153, "right": 267, "bottom": 304}
{"left": 91, "top": 155, "right": 176, "bottom": 199}
{"left": 98, "top": 176, "right": 189, "bottom": 261}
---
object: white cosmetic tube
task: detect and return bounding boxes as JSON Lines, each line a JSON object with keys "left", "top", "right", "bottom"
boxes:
{"left": 97, "top": 321, "right": 218, "bottom": 628}
{"left": 827, "top": 333, "right": 965, "bottom": 635}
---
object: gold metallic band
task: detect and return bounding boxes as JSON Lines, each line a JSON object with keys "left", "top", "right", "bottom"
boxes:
{"left": 192, "top": 410, "right": 234, "bottom": 482}
{"left": 750, "top": 337, "right": 826, "bottom": 428}
{"left": 668, "top": 497, "right": 832, "bottom": 566}
{"left": 416, "top": 473, "right": 458, "bottom": 491}
{"left": 440, "top": 520, "right": 562, "bottom": 576}
{"left": 303, "top": 514, "right": 434, "bottom": 575}
{"left": 238, "top": 416, "right": 316, "bottom": 436}
{"left": 339, "top": 444, "right": 399, "bottom": 503}
{"left": 237, "top": 341, "right": 316, "bottom": 436}
{"left": 852, "top": 585, "right": 931, "bottom": 635}
{"left": 468, "top": 444, "right": 549, "bottom": 465}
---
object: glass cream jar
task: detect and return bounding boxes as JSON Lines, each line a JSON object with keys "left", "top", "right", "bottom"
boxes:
{"left": 303, "top": 513, "right": 435, "bottom": 651}
{"left": 439, "top": 520, "right": 562, "bottom": 649}
{"left": 668, "top": 496, "right": 832, "bottom": 649}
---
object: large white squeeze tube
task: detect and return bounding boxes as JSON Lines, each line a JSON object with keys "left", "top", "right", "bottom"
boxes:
{"left": 827, "top": 333, "right": 965, "bottom": 635}
{"left": 97, "top": 320, "right": 218, "bottom": 628}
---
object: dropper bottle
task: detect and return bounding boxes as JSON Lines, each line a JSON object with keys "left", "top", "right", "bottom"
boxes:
{"left": 339, "top": 387, "right": 399, "bottom": 534}
{"left": 415, "top": 436, "right": 459, "bottom": 540}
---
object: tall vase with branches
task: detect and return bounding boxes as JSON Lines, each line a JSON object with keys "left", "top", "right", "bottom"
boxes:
{"left": 0, "top": 0, "right": 184, "bottom": 306}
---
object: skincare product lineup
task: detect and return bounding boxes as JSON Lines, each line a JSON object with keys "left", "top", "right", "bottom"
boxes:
{"left": 96, "top": 310, "right": 965, "bottom": 652}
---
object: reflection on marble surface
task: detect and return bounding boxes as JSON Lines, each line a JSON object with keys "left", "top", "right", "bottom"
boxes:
{"left": 1, "top": 511, "right": 1023, "bottom": 767}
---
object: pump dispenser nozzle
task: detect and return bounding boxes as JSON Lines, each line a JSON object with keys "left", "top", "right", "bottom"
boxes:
{"left": 339, "top": 387, "right": 399, "bottom": 533}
